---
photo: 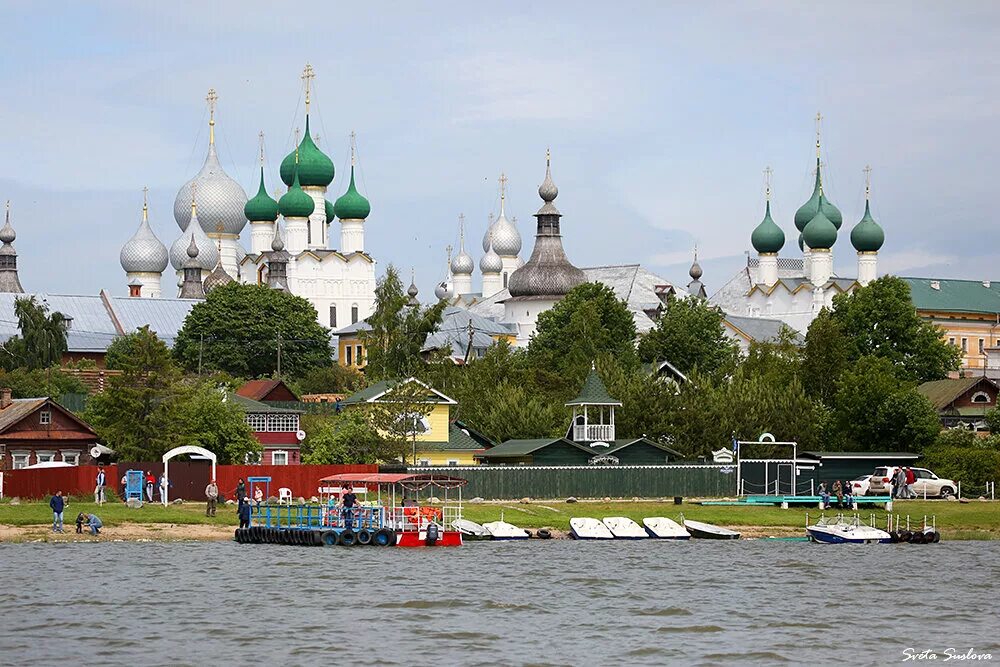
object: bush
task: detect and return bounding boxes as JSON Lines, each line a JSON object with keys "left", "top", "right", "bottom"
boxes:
{"left": 921, "top": 446, "right": 1000, "bottom": 492}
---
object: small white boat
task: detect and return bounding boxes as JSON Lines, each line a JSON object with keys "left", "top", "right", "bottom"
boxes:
{"left": 482, "top": 520, "right": 530, "bottom": 540}
{"left": 451, "top": 519, "right": 492, "bottom": 541}
{"left": 602, "top": 517, "right": 648, "bottom": 539}
{"left": 807, "top": 516, "right": 891, "bottom": 544}
{"left": 569, "top": 517, "right": 614, "bottom": 540}
{"left": 643, "top": 517, "right": 691, "bottom": 540}
{"left": 683, "top": 519, "right": 741, "bottom": 540}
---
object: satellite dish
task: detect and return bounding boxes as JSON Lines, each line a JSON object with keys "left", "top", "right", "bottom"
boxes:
{"left": 90, "top": 446, "right": 104, "bottom": 459}
{"left": 296, "top": 430, "right": 306, "bottom": 442}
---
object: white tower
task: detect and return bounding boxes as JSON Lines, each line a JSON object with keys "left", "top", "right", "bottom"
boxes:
{"left": 450, "top": 215, "right": 474, "bottom": 297}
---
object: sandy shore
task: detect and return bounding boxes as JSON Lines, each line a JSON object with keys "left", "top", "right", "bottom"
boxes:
{"left": 0, "top": 523, "right": 237, "bottom": 543}
{"left": 0, "top": 522, "right": 804, "bottom": 543}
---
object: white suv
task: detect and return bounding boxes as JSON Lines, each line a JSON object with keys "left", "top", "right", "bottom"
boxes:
{"left": 869, "top": 466, "right": 957, "bottom": 498}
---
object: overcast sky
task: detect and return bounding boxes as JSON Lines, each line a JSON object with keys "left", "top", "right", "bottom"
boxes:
{"left": 1, "top": 2, "right": 998, "bottom": 300}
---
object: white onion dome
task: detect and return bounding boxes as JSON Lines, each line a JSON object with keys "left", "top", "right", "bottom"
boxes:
{"left": 491, "top": 199, "right": 522, "bottom": 257}
{"left": 170, "top": 205, "right": 219, "bottom": 271}
{"left": 121, "top": 204, "right": 168, "bottom": 273}
{"left": 480, "top": 244, "right": 503, "bottom": 273}
{"left": 434, "top": 281, "right": 452, "bottom": 300}
{"left": 173, "top": 143, "right": 248, "bottom": 235}
{"left": 450, "top": 247, "right": 474, "bottom": 275}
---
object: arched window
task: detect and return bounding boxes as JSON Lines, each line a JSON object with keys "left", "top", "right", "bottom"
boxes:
{"left": 329, "top": 305, "right": 337, "bottom": 328}
{"left": 971, "top": 391, "right": 991, "bottom": 404}
{"left": 351, "top": 304, "right": 359, "bottom": 324}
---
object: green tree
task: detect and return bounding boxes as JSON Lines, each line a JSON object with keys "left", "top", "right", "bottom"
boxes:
{"left": 173, "top": 283, "right": 331, "bottom": 379}
{"left": 528, "top": 282, "right": 639, "bottom": 391}
{"left": 637, "top": 297, "right": 738, "bottom": 378}
{"left": 831, "top": 356, "right": 941, "bottom": 452}
{"left": 801, "top": 309, "right": 850, "bottom": 405}
{"left": 828, "top": 276, "right": 959, "bottom": 383}
{"left": 741, "top": 327, "right": 804, "bottom": 389}
{"left": 84, "top": 327, "right": 183, "bottom": 461}
{"left": 362, "top": 265, "right": 447, "bottom": 381}
{"left": 0, "top": 296, "right": 70, "bottom": 370}
{"left": 302, "top": 410, "right": 389, "bottom": 464}
{"left": 292, "top": 364, "right": 366, "bottom": 396}
{"left": 461, "top": 381, "right": 566, "bottom": 444}
{"left": 0, "top": 367, "right": 86, "bottom": 400}
{"left": 172, "top": 382, "right": 260, "bottom": 464}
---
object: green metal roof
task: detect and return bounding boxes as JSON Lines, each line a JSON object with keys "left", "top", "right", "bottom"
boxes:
{"left": 416, "top": 423, "right": 488, "bottom": 451}
{"left": 751, "top": 200, "right": 785, "bottom": 254}
{"left": 566, "top": 367, "right": 621, "bottom": 406}
{"left": 902, "top": 277, "right": 1000, "bottom": 315}
{"left": 602, "top": 438, "right": 683, "bottom": 458}
{"left": 916, "top": 376, "right": 993, "bottom": 410}
{"left": 244, "top": 167, "right": 279, "bottom": 222}
{"left": 341, "top": 378, "right": 457, "bottom": 406}
{"left": 475, "top": 438, "right": 568, "bottom": 458}
{"left": 279, "top": 115, "right": 334, "bottom": 187}
{"left": 334, "top": 165, "right": 371, "bottom": 220}
{"left": 850, "top": 200, "right": 884, "bottom": 252}
{"left": 801, "top": 451, "right": 920, "bottom": 460}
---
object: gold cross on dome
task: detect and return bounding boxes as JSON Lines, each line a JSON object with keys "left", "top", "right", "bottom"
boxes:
{"left": 206, "top": 88, "right": 218, "bottom": 144}
{"left": 499, "top": 172, "right": 508, "bottom": 199}
{"left": 302, "top": 63, "right": 315, "bottom": 109}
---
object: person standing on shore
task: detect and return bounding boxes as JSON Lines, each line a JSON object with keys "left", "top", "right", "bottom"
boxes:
{"left": 120, "top": 473, "right": 128, "bottom": 501}
{"left": 49, "top": 491, "right": 65, "bottom": 533}
{"left": 205, "top": 479, "right": 219, "bottom": 517}
{"left": 145, "top": 471, "right": 156, "bottom": 502}
{"left": 94, "top": 466, "right": 106, "bottom": 505}
{"left": 905, "top": 467, "right": 916, "bottom": 498}
{"left": 895, "top": 468, "right": 908, "bottom": 499}
{"left": 235, "top": 478, "right": 246, "bottom": 508}
{"left": 238, "top": 498, "right": 251, "bottom": 529}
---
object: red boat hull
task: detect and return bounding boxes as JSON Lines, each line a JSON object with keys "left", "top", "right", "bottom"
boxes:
{"left": 395, "top": 530, "right": 463, "bottom": 547}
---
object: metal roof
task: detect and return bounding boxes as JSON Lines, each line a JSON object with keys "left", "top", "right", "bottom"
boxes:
{"left": 319, "top": 472, "right": 468, "bottom": 489}
{"left": 724, "top": 314, "right": 804, "bottom": 345}
{"left": 901, "top": 277, "right": 1000, "bottom": 315}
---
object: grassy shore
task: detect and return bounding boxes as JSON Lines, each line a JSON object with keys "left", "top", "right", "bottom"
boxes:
{"left": 1, "top": 497, "right": 997, "bottom": 541}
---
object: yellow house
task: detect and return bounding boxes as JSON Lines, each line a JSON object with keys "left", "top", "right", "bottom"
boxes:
{"left": 903, "top": 277, "right": 1000, "bottom": 374}
{"left": 340, "top": 377, "right": 488, "bottom": 465}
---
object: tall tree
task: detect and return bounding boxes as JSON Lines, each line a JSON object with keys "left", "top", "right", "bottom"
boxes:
{"left": 828, "top": 276, "right": 959, "bottom": 382}
{"left": 637, "top": 297, "right": 739, "bottom": 378}
{"left": 0, "top": 296, "right": 70, "bottom": 370}
{"left": 831, "top": 355, "right": 941, "bottom": 452}
{"left": 172, "top": 381, "right": 260, "bottom": 464}
{"left": 173, "top": 283, "right": 332, "bottom": 379}
{"left": 802, "top": 309, "right": 850, "bottom": 405}
{"left": 291, "top": 364, "right": 366, "bottom": 396}
{"left": 361, "top": 265, "right": 446, "bottom": 381}
{"left": 302, "top": 410, "right": 393, "bottom": 464}
{"left": 528, "top": 282, "right": 638, "bottom": 392}
{"left": 85, "top": 327, "right": 184, "bottom": 461}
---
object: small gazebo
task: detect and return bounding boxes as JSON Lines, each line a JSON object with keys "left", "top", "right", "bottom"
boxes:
{"left": 566, "top": 365, "right": 622, "bottom": 444}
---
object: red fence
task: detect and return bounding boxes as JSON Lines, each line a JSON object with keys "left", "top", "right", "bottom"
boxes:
{"left": 1, "top": 464, "right": 378, "bottom": 501}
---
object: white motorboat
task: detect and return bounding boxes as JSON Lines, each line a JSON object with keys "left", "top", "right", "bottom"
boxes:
{"left": 683, "top": 519, "right": 741, "bottom": 540}
{"left": 602, "top": 517, "right": 648, "bottom": 539}
{"left": 642, "top": 517, "right": 691, "bottom": 540}
{"left": 451, "top": 518, "right": 492, "bottom": 541}
{"left": 482, "top": 520, "right": 530, "bottom": 540}
{"left": 807, "top": 516, "right": 892, "bottom": 544}
{"left": 569, "top": 517, "right": 614, "bottom": 539}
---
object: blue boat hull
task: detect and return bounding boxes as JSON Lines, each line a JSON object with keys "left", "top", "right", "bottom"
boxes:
{"left": 807, "top": 528, "right": 891, "bottom": 544}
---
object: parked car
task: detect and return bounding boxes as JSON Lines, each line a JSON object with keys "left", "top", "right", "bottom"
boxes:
{"left": 868, "top": 466, "right": 957, "bottom": 498}
{"left": 868, "top": 466, "right": 901, "bottom": 496}
{"left": 911, "top": 468, "right": 957, "bottom": 498}
{"left": 849, "top": 475, "right": 872, "bottom": 496}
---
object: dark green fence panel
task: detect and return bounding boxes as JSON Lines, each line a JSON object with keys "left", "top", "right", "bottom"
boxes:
{"left": 411, "top": 465, "right": 737, "bottom": 500}
{"left": 56, "top": 392, "right": 88, "bottom": 413}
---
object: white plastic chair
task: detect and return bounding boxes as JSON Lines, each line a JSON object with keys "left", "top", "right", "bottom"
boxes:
{"left": 278, "top": 487, "right": 293, "bottom": 505}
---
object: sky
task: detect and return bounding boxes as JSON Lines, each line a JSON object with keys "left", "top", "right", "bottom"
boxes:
{"left": 1, "top": 1, "right": 999, "bottom": 300}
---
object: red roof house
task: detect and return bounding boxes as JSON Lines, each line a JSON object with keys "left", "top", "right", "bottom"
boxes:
{"left": 236, "top": 379, "right": 299, "bottom": 403}
{"left": 0, "top": 388, "right": 100, "bottom": 470}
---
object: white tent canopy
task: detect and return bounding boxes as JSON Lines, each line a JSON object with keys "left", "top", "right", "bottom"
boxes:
{"left": 162, "top": 445, "right": 217, "bottom": 505}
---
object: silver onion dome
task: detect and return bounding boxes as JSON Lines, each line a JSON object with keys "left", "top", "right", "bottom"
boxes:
{"left": 450, "top": 248, "right": 474, "bottom": 275}
{"left": 173, "top": 144, "right": 248, "bottom": 235}
{"left": 480, "top": 244, "right": 503, "bottom": 273}
{"left": 170, "top": 209, "right": 219, "bottom": 271}
{"left": 121, "top": 206, "right": 169, "bottom": 273}
{"left": 481, "top": 213, "right": 495, "bottom": 253}
{"left": 0, "top": 217, "right": 15, "bottom": 244}
{"left": 434, "top": 281, "right": 451, "bottom": 300}
{"left": 491, "top": 202, "right": 521, "bottom": 257}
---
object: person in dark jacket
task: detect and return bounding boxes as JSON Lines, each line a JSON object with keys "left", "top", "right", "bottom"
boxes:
{"left": 49, "top": 491, "right": 65, "bottom": 533}
{"left": 75, "top": 512, "right": 86, "bottom": 534}
{"left": 236, "top": 479, "right": 246, "bottom": 508}
{"left": 832, "top": 480, "right": 843, "bottom": 508}
{"left": 238, "top": 499, "right": 251, "bottom": 529}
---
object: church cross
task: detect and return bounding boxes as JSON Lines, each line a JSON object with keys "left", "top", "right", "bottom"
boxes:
{"left": 302, "top": 63, "right": 315, "bottom": 111}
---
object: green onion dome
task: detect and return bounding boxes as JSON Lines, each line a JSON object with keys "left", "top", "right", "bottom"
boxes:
{"left": 334, "top": 165, "right": 371, "bottom": 220}
{"left": 279, "top": 116, "right": 334, "bottom": 188}
{"left": 798, "top": 233, "right": 804, "bottom": 252}
{"left": 850, "top": 200, "right": 885, "bottom": 252}
{"left": 278, "top": 165, "right": 315, "bottom": 219}
{"left": 794, "top": 159, "right": 843, "bottom": 231}
{"left": 324, "top": 199, "right": 335, "bottom": 223}
{"left": 244, "top": 168, "right": 279, "bottom": 222}
{"left": 802, "top": 194, "right": 838, "bottom": 250}
{"left": 750, "top": 201, "right": 785, "bottom": 254}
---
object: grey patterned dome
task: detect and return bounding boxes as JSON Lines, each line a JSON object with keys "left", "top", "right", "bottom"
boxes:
{"left": 0, "top": 218, "right": 15, "bottom": 244}
{"left": 450, "top": 247, "right": 474, "bottom": 275}
{"left": 434, "top": 281, "right": 452, "bottom": 300}
{"left": 480, "top": 244, "right": 502, "bottom": 273}
{"left": 121, "top": 205, "right": 168, "bottom": 273}
{"left": 203, "top": 261, "right": 234, "bottom": 293}
{"left": 170, "top": 208, "right": 219, "bottom": 271}
{"left": 173, "top": 144, "right": 248, "bottom": 235}
{"left": 491, "top": 201, "right": 521, "bottom": 257}
{"left": 481, "top": 213, "right": 495, "bottom": 253}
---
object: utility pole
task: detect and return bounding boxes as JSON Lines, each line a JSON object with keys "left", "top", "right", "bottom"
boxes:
{"left": 464, "top": 319, "right": 475, "bottom": 364}
{"left": 276, "top": 330, "right": 282, "bottom": 378}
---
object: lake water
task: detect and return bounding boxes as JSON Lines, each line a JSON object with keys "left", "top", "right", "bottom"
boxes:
{"left": 1, "top": 540, "right": 997, "bottom": 666}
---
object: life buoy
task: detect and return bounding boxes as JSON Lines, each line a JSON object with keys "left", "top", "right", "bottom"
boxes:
{"left": 339, "top": 529, "right": 357, "bottom": 546}
{"left": 357, "top": 529, "right": 373, "bottom": 546}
